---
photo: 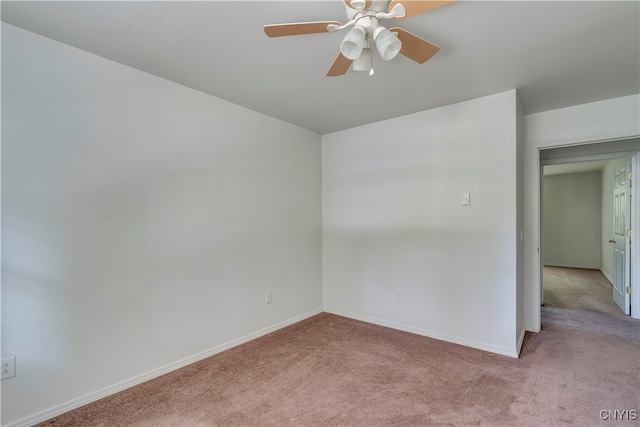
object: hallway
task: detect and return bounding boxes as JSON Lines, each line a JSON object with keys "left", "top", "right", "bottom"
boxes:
{"left": 543, "top": 266, "right": 623, "bottom": 315}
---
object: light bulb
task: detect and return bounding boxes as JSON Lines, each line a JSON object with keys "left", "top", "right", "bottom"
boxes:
{"left": 340, "top": 27, "right": 366, "bottom": 60}
{"left": 373, "top": 27, "right": 402, "bottom": 61}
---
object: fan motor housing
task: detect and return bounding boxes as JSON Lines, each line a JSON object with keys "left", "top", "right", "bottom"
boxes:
{"left": 345, "top": 0, "right": 392, "bottom": 20}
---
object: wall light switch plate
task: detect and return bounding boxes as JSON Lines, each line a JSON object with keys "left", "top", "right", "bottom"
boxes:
{"left": 462, "top": 192, "right": 471, "bottom": 206}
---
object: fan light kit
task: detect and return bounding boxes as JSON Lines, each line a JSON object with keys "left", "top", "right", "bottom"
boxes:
{"left": 265, "top": 0, "right": 453, "bottom": 76}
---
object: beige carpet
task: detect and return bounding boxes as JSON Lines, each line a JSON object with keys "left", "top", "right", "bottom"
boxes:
{"left": 543, "top": 266, "right": 623, "bottom": 315}
{"left": 38, "top": 307, "right": 639, "bottom": 426}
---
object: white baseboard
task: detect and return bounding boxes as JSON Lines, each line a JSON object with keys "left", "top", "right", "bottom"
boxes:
{"left": 6, "top": 308, "right": 323, "bottom": 427}
{"left": 601, "top": 269, "right": 613, "bottom": 284}
{"left": 324, "top": 307, "right": 519, "bottom": 359}
{"left": 543, "top": 262, "right": 600, "bottom": 270}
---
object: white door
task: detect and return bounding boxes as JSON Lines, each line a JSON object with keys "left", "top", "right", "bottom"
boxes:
{"left": 612, "top": 159, "right": 631, "bottom": 314}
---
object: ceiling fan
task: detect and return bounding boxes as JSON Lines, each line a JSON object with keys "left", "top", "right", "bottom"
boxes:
{"left": 264, "top": 0, "right": 453, "bottom": 77}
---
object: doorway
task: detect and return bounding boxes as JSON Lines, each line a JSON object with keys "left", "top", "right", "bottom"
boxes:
{"left": 537, "top": 138, "right": 639, "bottom": 322}
{"left": 541, "top": 158, "right": 628, "bottom": 315}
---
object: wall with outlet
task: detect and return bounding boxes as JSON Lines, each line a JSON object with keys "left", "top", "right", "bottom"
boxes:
{"left": 322, "top": 90, "right": 524, "bottom": 357}
{"left": 1, "top": 23, "right": 323, "bottom": 426}
{"left": 1, "top": 357, "right": 17, "bottom": 380}
{"left": 542, "top": 171, "right": 602, "bottom": 269}
{"left": 4, "top": 16, "right": 636, "bottom": 427}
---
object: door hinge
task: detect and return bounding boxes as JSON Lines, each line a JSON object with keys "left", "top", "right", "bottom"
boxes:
{"left": 626, "top": 286, "right": 631, "bottom": 295}
{"left": 627, "top": 229, "right": 632, "bottom": 238}
{"left": 627, "top": 172, "right": 632, "bottom": 181}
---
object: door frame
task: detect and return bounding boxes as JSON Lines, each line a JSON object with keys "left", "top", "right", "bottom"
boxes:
{"left": 633, "top": 152, "right": 639, "bottom": 317}
{"left": 530, "top": 139, "right": 640, "bottom": 331}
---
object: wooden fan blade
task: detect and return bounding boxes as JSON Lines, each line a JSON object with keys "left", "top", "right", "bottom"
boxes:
{"left": 388, "top": 0, "right": 453, "bottom": 20}
{"left": 264, "top": 21, "right": 342, "bottom": 37}
{"left": 392, "top": 28, "right": 440, "bottom": 64}
{"left": 326, "top": 53, "right": 353, "bottom": 77}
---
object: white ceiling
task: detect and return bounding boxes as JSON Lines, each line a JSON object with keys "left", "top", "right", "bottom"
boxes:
{"left": 2, "top": 1, "right": 639, "bottom": 134}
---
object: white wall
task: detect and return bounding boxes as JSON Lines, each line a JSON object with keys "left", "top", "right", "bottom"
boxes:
{"left": 601, "top": 158, "right": 630, "bottom": 282}
{"left": 524, "top": 94, "right": 640, "bottom": 330}
{"left": 1, "top": 24, "right": 323, "bottom": 426}
{"left": 526, "top": 96, "right": 640, "bottom": 149}
{"left": 542, "top": 172, "right": 602, "bottom": 269}
{"left": 322, "top": 90, "right": 522, "bottom": 357}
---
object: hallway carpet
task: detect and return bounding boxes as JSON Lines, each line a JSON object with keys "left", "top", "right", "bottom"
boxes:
{"left": 40, "top": 309, "right": 639, "bottom": 426}
{"left": 543, "top": 266, "right": 623, "bottom": 315}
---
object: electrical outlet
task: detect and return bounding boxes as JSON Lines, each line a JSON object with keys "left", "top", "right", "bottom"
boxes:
{"left": 395, "top": 292, "right": 401, "bottom": 302}
{"left": 265, "top": 291, "right": 272, "bottom": 304}
{"left": 1, "top": 356, "right": 16, "bottom": 380}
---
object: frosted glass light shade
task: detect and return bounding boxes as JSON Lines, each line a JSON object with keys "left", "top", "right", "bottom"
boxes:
{"left": 352, "top": 48, "right": 372, "bottom": 72}
{"left": 374, "top": 27, "right": 401, "bottom": 61}
{"left": 340, "top": 27, "right": 366, "bottom": 60}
